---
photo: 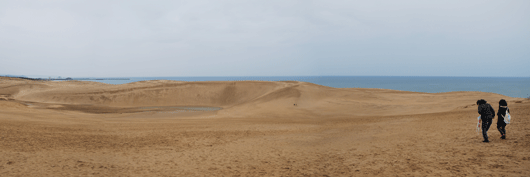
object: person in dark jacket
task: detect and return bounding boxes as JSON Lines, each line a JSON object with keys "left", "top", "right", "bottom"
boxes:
{"left": 477, "top": 99, "right": 495, "bottom": 142}
{"left": 497, "top": 99, "right": 510, "bottom": 139}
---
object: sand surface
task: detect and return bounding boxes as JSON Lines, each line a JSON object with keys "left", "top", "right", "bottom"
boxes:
{"left": 1, "top": 77, "right": 529, "bottom": 176}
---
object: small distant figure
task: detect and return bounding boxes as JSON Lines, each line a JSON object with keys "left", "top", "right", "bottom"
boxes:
{"left": 497, "top": 99, "right": 510, "bottom": 139}
{"left": 477, "top": 99, "right": 495, "bottom": 143}
{"left": 293, "top": 103, "right": 297, "bottom": 106}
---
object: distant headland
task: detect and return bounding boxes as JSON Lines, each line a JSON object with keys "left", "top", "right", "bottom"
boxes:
{"left": 0, "top": 75, "right": 129, "bottom": 81}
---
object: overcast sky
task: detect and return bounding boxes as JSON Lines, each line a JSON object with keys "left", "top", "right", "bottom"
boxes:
{"left": 1, "top": 0, "right": 529, "bottom": 77}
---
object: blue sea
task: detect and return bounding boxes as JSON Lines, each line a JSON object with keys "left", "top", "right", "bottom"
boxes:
{"left": 80, "top": 76, "right": 530, "bottom": 98}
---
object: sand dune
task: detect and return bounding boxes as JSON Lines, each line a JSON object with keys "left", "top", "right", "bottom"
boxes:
{"left": 4, "top": 79, "right": 514, "bottom": 116}
{"left": 1, "top": 77, "right": 529, "bottom": 176}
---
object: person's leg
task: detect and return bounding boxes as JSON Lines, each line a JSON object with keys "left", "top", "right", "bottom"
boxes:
{"left": 497, "top": 123, "right": 504, "bottom": 136}
{"left": 482, "top": 119, "right": 490, "bottom": 142}
{"left": 486, "top": 118, "right": 493, "bottom": 131}
{"left": 501, "top": 124, "right": 506, "bottom": 139}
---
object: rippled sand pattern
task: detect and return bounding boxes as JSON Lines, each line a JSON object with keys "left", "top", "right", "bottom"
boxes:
{"left": 1, "top": 77, "right": 529, "bottom": 176}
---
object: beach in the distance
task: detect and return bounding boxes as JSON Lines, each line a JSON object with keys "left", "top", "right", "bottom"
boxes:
{"left": 1, "top": 76, "right": 529, "bottom": 176}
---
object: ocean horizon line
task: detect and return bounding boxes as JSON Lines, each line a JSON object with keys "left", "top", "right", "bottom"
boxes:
{"left": 9, "top": 75, "right": 529, "bottom": 79}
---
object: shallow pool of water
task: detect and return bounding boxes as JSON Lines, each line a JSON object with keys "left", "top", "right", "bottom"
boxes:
{"left": 140, "top": 106, "right": 222, "bottom": 111}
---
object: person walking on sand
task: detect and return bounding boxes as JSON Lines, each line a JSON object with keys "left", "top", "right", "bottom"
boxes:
{"left": 497, "top": 99, "right": 510, "bottom": 139}
{"left": 477, "top": 99, "right": 495, "bottom": 142}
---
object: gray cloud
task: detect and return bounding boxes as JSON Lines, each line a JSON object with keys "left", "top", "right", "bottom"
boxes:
{"left": 1, "top": 0, "right": 529, "bottom": 77}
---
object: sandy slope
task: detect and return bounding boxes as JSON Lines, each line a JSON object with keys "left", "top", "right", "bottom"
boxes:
{"left": 1, "top": 77, "right": 529, "bottom": 176}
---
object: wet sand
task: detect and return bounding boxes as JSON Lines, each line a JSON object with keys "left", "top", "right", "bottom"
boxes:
{"left": 1, "top": 77, "right": 529, "bottom": 176}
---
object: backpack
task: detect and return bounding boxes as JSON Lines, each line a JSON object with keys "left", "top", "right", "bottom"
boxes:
{"left": 503, "top": 108, "right": 511, "bottom": 124}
